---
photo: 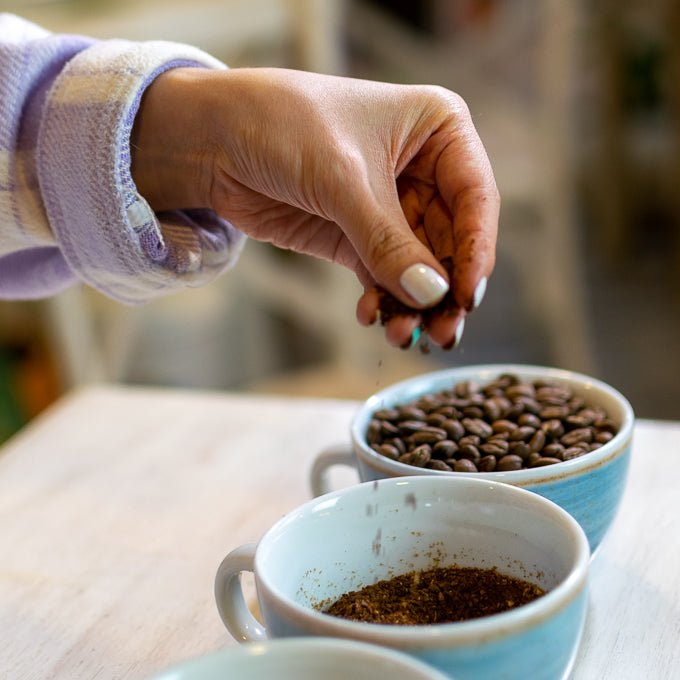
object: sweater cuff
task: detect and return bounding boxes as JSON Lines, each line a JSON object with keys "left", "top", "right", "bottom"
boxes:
{"left": 37, "top": 39, "right": 247, "bottom": 304}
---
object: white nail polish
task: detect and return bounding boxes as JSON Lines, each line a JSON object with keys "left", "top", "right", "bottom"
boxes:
{"left": 472, "top": 277, "right": 487, "bottom": 310}
{"left": 400, "top": 264, "right": 449, "bottom": 307}
{"left": 454, "top": 317, "right": 466, "bottom": 347}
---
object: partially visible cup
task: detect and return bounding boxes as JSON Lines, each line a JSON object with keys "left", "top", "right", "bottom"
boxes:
{"left": 310, "top": 364, "right": 634, "bottom": 553}
{"left": 146, "top": 638, "right": 450, "bottom": 680}
{"left": 215, "top": 476, "right": 590, "bottom": 680}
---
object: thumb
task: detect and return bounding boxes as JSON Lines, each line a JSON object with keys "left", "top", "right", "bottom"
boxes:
{"left": 338, "top": 196, "right": 450, "bottom": 310}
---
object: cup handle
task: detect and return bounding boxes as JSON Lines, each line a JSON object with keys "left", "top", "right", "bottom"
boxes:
{"left": 214, "top": 543, "right": 267, "bottom": 643}
{"left": 309, "top": 445, "right": 357, "bottom": 497}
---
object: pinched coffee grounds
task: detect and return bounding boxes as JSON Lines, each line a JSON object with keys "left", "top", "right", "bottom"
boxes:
{"left": 366, "top": 373, "right": 618, "bottom": 472}
{"left": 323, "top": 565, "right": 545, "bottom": 624}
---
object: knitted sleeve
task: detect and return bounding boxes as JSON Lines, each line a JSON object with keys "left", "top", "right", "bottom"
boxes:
{"left": 0, "top": 13, "right": 246, "bottom": 302}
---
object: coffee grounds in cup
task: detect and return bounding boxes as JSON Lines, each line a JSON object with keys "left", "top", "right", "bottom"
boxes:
{"left": 322, "top": 565, "right": 545, "bottom": 625}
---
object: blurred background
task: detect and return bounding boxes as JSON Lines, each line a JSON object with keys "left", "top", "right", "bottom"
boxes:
{"left": 1, "top": 0, "right": 679, "bottom": 444}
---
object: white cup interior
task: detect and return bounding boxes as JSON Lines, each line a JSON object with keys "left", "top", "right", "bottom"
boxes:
{"left": 256, "top": 477, "right": 587, "bottom": 620}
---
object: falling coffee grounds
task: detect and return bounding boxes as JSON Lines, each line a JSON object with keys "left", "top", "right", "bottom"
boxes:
{"left": 322, "top": 565, "right": 545, "bottom": 625}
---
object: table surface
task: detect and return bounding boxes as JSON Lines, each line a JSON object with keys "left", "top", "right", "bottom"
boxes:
{"left": 0, "top": 384, "right": 678, "bottom": 680}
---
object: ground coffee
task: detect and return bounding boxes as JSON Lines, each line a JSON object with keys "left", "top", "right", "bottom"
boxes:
{"left": 322, "top": 565, "right": 546, "bottom": 624}
{"left": 366, "top": 373, "right": 618, "bottom": 472}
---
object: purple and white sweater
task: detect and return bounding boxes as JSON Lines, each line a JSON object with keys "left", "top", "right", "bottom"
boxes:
{"left": 0, "top": 13, "right": 246, "bottom": 302}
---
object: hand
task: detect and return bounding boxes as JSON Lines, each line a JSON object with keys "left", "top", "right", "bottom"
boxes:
{"left": 131, "top": 67, "right": 499, "bottom": 349}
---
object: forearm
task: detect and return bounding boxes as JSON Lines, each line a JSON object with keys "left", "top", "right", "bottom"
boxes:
{"left": 0, "top": 14, "right": 246, "bottom": 303}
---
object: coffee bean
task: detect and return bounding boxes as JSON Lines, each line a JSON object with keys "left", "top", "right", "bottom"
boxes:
{"left": 409, "top": 427, "right": 448, "bottom": 444}
{"left": 527, "top": 452, "right": 542, "bottom": 467}
{"left": 398, "top": 406, "right": 427, "bottom": 421}
{"left": 541, "top": 418, "right": 565, "bottom": 439}
{"left": 483, "top": 398, "right": 502, "bottom": 422}
{"left": 532, "top": 456, "right": 562, "bottom": 466}
{"left": 492, "top": 419, "right": 517, "bottom": 434}
{"left": 427, "top": 459, "right": 453, "bottom": 472}
{"left": 543, "top": 442, "right": 565, "bottom": 458}
{"left": 454, "top": 458, "right": 478, "bottom": 473}
{"left": 528, "top": 430, "right": 546, "bottom": 453}
{"left": 508, "top": 441, "right": 531, "bottom": 460}
{"left": 400, "top": 445, "right": 431, "bottom": 467}
{"left": 398, "top": 420, "right": 428, "bottom": 435}
{"left": 560, "top": 427, "right": 593, "bottom": 447}
{"left": 432, "top": 440, "right": 459, "bottom": 459}
{"left": 374, "top": 409, "right": 399, "bottom": 421}
{"left": 594, "top": 418, "right": 618, "bottom": 434}
{"left": 442, "top": 419, "right": 465, "bottom": 441}
{"left": 462, "top": 417, "right": 494, "bottom": 439}
{"left": 388, "top": 438, "right": 407, "bottom": 455}
{"left": 458, "top": 434, "right": 481, "bottom": 448}
{"left": 505, "top": 383, "right": 536, "bottom": 399}
{"left": 514, "top": 396, "right": 542, "bottom": 415}
{"left": 566, "top": 409, "right": 598, "bottom": 428}
{"left": 540, "top": 405, "right": 570, "bottom": 420}
{"left": 376, "top": 444, "right": 400, "bottom": 460}
{"left": 458, "top": 444, "right": 481, "bottom": 465}
{"left": 425, "top": 412, "right": 448, "bottom": 427}
{"left": 595, "top": 431, "right": 614, "bottom": 444}
{"left": 480, "top": 440, "right": 509, "bottom": 456}
{"left": 380, "top": 421, "right": 400, "bottom": 438}
{"left": 562, "top": 446, "right": 588, "bottom": 461}
{"left": 478, "top": 454, "right": 497, "bottom": 472}
{"left": 517, "top": 413, "right": 542, "bottom": 429}
{"left": 536, "top": 385, "right": 572, "bottom": 403}
{"left": 497, "top": 454, "right": 523, "bottom": 471}
{"left": 366, "top": 374, "right": 619, "bottom": 473}
{"left": 509, "top": 426, "right": 536, "bottom": 442}
{"left": 367, "top": 420, "right": 382, "bottom": 444}
{"left": 501, "top": 402, "right": 524, "bottom": 420}
{"left": 462, "top": 406, "right": 485, "bottom": 419}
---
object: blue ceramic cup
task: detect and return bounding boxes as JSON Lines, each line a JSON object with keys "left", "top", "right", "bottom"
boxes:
{"left": 310, "top": 364, "right": 634, "bottom": 553}
{"left": 215, "top": 476, "right": 590, "bottom": 680}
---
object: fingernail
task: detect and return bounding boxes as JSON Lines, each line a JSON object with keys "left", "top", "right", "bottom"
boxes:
{"left": 400, "top": 264, "right": 449, "bottom": 307}
{"left": 454, "top": 316, "right": 465, "bottom": 346}
{"left": 443, "top": 317, "right": 465, "bottom": 350}
{"left": 400, "top": 327, "right": 421, "bottom": 350}
{"left": 472, "top": 277, "right": 487, "bottom": 310}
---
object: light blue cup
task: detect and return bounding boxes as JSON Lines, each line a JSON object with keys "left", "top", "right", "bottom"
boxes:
{"left": 146, "top": 638, "right": 450, "bottom": 680}
{"left": 215, "top": 476, "right": 590, "bottom": 680}
{"left": 310, "top": 364, "right": 634, "bottom": 553}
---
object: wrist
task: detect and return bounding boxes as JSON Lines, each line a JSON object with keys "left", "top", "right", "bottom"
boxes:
{"left": 131, "top": 67, "right": 215, "bottom": 212}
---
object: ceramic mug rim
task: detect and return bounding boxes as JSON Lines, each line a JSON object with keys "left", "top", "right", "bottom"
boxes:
{"left": 254, "top": 476, "right": 590, "bottom": 649}
{"left": 148, "top": 637, "right": 452, "bottom": 680}
{"left": 349, "top": 363, "right": 634, "bottom": 485}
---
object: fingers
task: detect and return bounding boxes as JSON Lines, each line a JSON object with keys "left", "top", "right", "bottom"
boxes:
{"left": 434, "top": 125, "right": 500, "bottom": 311}
{"left": 357, "top": 288, "right": 466, "bottom": 350}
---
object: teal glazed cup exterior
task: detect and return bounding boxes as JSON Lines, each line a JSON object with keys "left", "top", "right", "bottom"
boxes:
{"left": 146, "top": 638, "right": 451, "bottom": 680}
{"left": 215, "top": 476, "right": 590, "bottom": 680}
{"left": 310, "top": 364, "right": 635, "bottom": 553}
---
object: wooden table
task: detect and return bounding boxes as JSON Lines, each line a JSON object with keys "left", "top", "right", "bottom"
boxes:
{"left": 0, "top": 385, "right": 678, "bottom": 680}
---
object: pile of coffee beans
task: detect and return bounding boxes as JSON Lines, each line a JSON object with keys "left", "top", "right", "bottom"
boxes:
{"left": 366, "top": 373, "right": 618, "bottom": 472}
